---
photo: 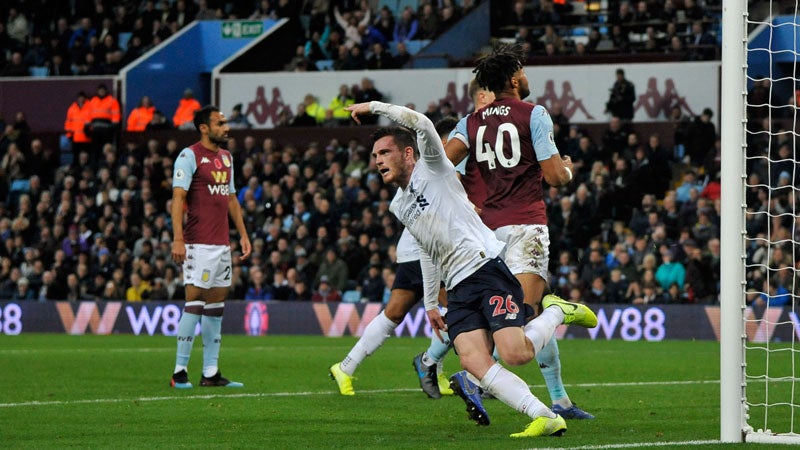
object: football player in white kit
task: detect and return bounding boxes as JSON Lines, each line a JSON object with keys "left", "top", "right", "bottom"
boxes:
{"left": 345, "top": 100, "right": 597, "bottom": 438}
{"left": 329, "top": 120, "right": 461, "bottom": 399}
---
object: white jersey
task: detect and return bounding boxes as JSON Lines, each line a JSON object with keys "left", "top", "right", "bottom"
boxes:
{"left": 395, "top": 228, "right": 420, "bottom": 263}
{"left": 370, "top": 102, "right": 505, "bottom": 297}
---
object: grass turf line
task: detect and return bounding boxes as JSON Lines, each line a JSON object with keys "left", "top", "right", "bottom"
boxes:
{"left": 0, "top": 335, "right": 793, "bottom": 449}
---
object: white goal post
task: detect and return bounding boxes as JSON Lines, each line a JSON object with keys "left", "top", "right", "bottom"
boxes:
{"left": 721, "top": 1, "right": 799, "bottom": 444}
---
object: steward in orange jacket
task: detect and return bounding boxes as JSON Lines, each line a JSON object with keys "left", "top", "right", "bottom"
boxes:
{"left": 64, "top": 91, "right": 92, "bottom": 152}
{"left": 87, "top": 83, "right": 121, "bottom": 159}
{"left": 126, "top": 96, "right": 156, "bottom": 132}
{"left": 172, "top": 89, "right": 201, "bottom": 129}
{"left": 88, "top": 84, "right": 121, "bottom": 125}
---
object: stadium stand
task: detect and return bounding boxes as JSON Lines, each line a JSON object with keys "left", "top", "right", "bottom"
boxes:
{"left": 0, "top": 0, "right": 740, "bottom": 306}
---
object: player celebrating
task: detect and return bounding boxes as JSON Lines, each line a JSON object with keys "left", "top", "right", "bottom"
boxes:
{"left": 330, "top": 119, "right": 459, "bottom": 399}
{"left": 346, "top": 100, "right": 597, "bottom": 438}
{"left": 445, "top": 44, "right": 594, "bottom": 420}
{"left": 170, "top": 105, "right": 252, "bottom": 388}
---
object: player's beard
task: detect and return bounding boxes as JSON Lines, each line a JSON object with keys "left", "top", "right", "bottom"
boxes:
{"left": 209, "top": 132, "right": 228, "bottom": 146}
{"left": 519, "top": 84, "right": 531, "bottom": 100}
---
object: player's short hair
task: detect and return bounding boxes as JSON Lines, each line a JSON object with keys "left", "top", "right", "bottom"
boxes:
{"left": 473, "top": 43, "right": 526, "bottom": 94}
{"left": 193, "top": 105, "right": 219, "bottom": 132}
{"left": 468, "top": 78, "right": 483, "bottom": 101}
{"left": 371, "top": 126, "right": 418, "bottom": 159}
{"left": 434, "top": 117, "right": 458, "bottom": 140}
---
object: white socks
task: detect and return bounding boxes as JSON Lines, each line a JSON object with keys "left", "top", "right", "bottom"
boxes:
{"left": 523, "top": 306, "right": 563, "bottom": 355}
{"left": 339, "top": 311, "right": 397, "bottom": 376}
{"left": 480, "top": 363, "right": 555, "bottom": 419}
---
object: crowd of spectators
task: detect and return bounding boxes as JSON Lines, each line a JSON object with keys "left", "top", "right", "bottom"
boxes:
{"left": 1, "top": 0, "right": 726, "bottom": 79}
{"left": 494, "top": 0, "right": 722, "bottom": 60}
{"left": 0, "top": 0, "right": 481, "bottom": 78}
{"left": 2, "top": 77, "right": 773, "bottom": 307}
{"left": 0, "top": 3, "right": 794, "bottom": 308}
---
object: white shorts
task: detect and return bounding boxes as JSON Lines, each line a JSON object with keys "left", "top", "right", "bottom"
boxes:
{"left": 182, "top": 244, "right": 232, "bottom": 289}
{"left": 494, "top": 224, "right": 550, "bottom": 281}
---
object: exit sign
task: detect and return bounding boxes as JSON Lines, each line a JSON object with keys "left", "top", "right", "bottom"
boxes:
{"left": 221, "top": 21, "right": 263, "bottom": 38}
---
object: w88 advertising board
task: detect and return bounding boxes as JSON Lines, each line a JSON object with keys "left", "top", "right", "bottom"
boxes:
{"left": 1, "top": 301, "right": 798, "bottom": 343}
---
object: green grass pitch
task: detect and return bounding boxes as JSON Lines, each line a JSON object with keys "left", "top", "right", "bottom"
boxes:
{"left": 0, "top": 334, "right": 793, "bottom": 449}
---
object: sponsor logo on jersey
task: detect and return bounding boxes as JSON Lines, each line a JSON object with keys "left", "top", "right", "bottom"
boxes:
{"left": 200, "top": 157, "right": 210, "bottom": 164}
{"left": 221, "top": 155, "right": 230, "bottom": 167}
{"left": 214, "top": 159, "right": 222, "bottom": 169}
{"left": 210, "top": 171, "right": 228, "bottom": 184}
{"left": 207, "top": 184, "right": 230, "bottom": 196}
{"left": 415, "top": 194, "right": 429, "bottom": 210}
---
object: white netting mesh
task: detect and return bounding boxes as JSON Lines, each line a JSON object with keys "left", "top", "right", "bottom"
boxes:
{"left": 742, "top": 1, "right": 800, "bottom": 442}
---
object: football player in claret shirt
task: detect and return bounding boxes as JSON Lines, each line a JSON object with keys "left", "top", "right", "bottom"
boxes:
{"left": 169, "top": 105, "right": 252, "bottom": 388}
{"left": 445, "top": 44, "right": 594, "bottom": 420}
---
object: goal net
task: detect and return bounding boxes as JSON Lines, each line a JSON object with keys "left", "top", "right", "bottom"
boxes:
{"left": 721, "top": 1, "right": 800, "bottom": 444}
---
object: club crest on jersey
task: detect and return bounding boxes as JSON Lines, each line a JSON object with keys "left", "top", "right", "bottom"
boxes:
{"left": 214, "top": 158, "right": 222, "bottom": 169}
{"left": 221, "top": 155, "right": 231, "bottom": 167}
{"left": 202, "top": 269, "right": 210, "bottom": 282}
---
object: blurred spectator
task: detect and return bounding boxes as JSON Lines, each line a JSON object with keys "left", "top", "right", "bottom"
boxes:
{"left": 311, "top": 275, "right": 342, "bottom": 302}
{"left": 682, "top": 239, "right": 717, "bottom": 303}
{"left": 125, "top": 272, "right": 151, "bottom": 301}
{"left": 10, "top": 276, "right": 34, "bottom": 301}
{"left": 334, "top": 5, "right": 371, "bottom": 49}
{"left": 393, "top": 7, "right": 418, "bottom": 44}
{"left": 302, "top": 94, "right": 326, "bottom": 124}
{"left": 87, "top": 83, "right": 121, "bottom": 160}
{"left": 606, "top": 68, "right": 636, "bottom": 121}
{"left": 227, "top": 103, "right": 252, "bottom": 129}
{"left": 605, "top": 269, "right": 629, "bottom": 303}
{"left": 353, "top": 78, "right": 383, "bottom": 124}
{"left": 289, "top": 279, "right": 312, "bottom": 301}
{"left": 126, "top": 96, "right": 156, "bottom": 132}
{"left": 654, "top": 246, "right": 685, "bottom": 293}
{"left": 753, "top": 277, "right": 792, "bottom": 307}
{"left": 284, "top": 44, "right": 311, "bottom": 71}
{"left": 417, "top": 3, "right": 440, "bottom": 39}
{"left": 304, "top": 27, "right": 331, "bottom": 65}
{"left": 366, "top": 42, "right": 393, "bottom": 70}
{"left": 244, "top": 266, "right": 275, "bottom": 300}
{"left": 290, "top": 103, "right": 317, "bottom": 127}
{"left": 1, "top": 51, "right": 28, "bottom": 77}
{"left": 359, "top": 262, "right": 384, "bottom": 303}
{"left": 145, "top": 110, "right": 171, "bottom": 130}
{"left": 172, "top": 88, "right": 201, "bottom": 129}
{"left": 315, "top": 248, "right": 348, "bottom": 292}
{"left": 328, "top": 84, "right": 355, "bottom": 125}
{"left": 686, "top": 20, "right": 717, "bottom": 61}
{"left": 338, "top": 45, "right": 366, "bottom": 70}
{"left": 373, "top": 6, "right": 395, "bottom": 43}
{"left": 392, "top": 41, "right": 411, "bottom": 68}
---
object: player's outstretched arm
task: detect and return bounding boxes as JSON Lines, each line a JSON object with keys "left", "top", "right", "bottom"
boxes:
{"left": 347, "top": 101, "right": 445, "bottom": 166}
